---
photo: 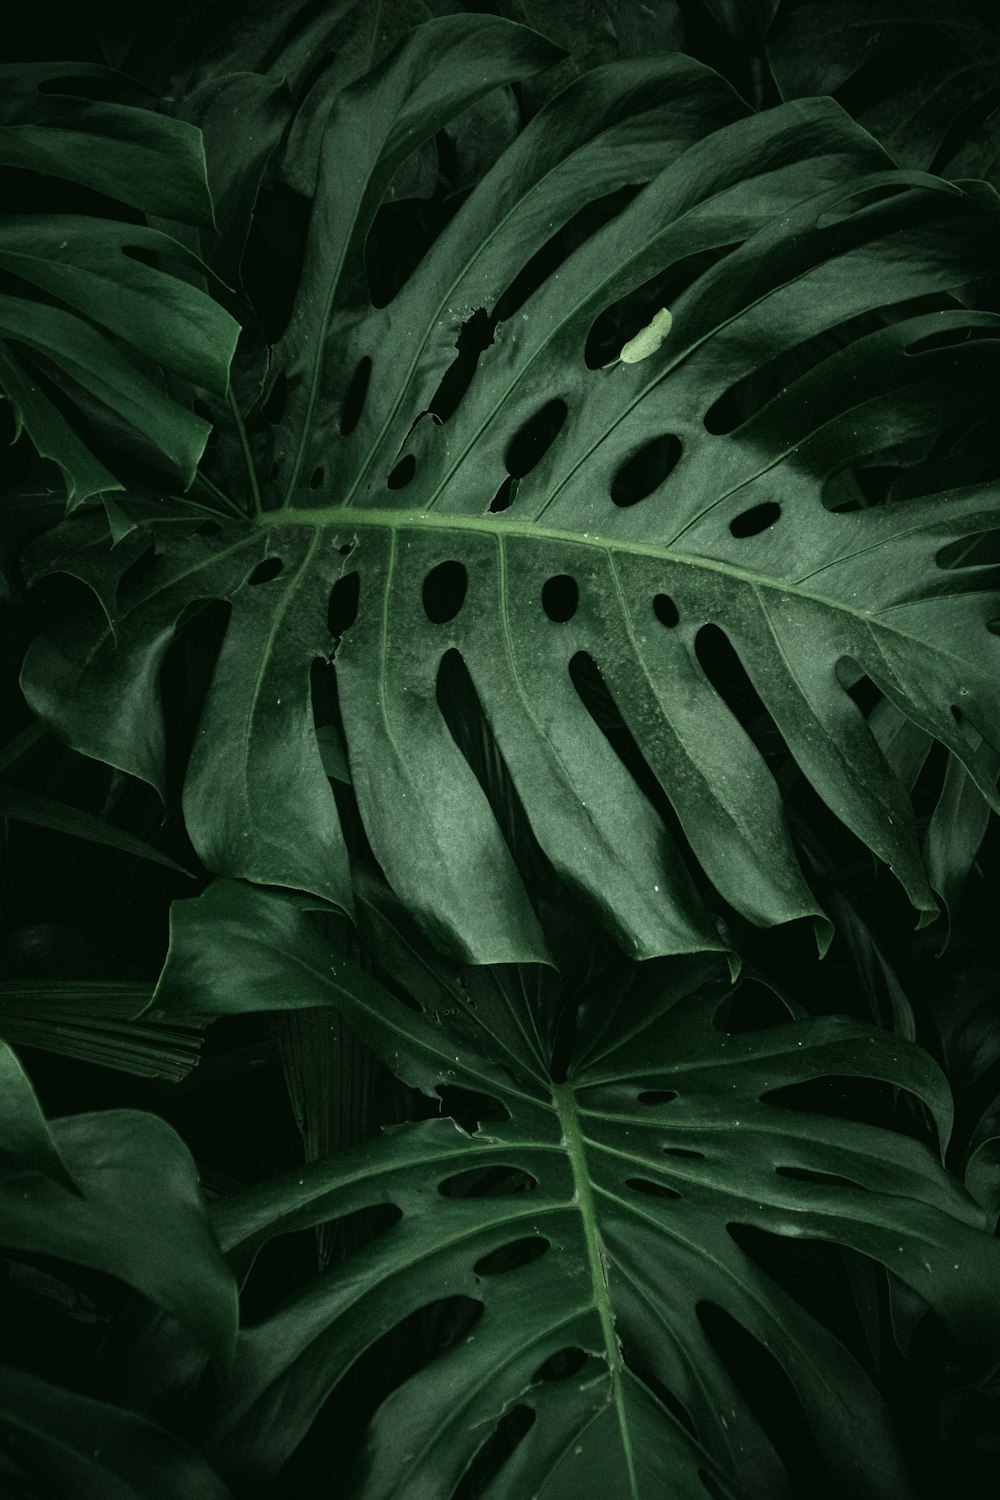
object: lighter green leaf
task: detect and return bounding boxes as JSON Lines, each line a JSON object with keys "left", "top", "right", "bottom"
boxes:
{"left": 20, "top": 44, "right": 1000, "bottom": 960}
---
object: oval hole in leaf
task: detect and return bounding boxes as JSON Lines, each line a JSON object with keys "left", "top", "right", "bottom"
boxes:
{"left": 638, "top": 1089, "right": 678, "bottom": 1104}
{"left": 730, "top": 502, "right": 780, "bottom": 538}
{"left": 422, "top": 560, "right": 468, "bottom": 624}
{"left": 309, "top": 466, "right": 325, "bottom": 490}
{"left": 626, "top": 1177, "right": 681, "bottom": 1200}
{"left": 438, "top": 1165, "right": 536, "bottom": 1198}
{"left": 775, "top": 1166, "right": 858, "bottom": 1189}
{"left": 195, "top": 519, "right": 223, "bottom": 536}
{"left": 387, "top": 454, "right": 416, "bottom": 490}
{"left": 328, "top": 571, "right": 360, "bottom": 639}
{"left": 505, "top": 399, "right": 568, "bottom": 478}
{"left": 531, "top": 1346, "right": 588, "bottom": 1383}
{"left": 663, "top": 1146, "right": 704, "bottom": 1160}
{"left": 474, "top": 1236, "right": 550, "bottom": 1277}
{"left": 611, "top": 434, "right": 682, "bottom": 506}
{"left": 339, "top": 356, "right": 372, "bottom": 436}
{"left": 246, "top": 557, "right": 283, "bottom": 586}
{"left": 653, "top": 593, "right": 679, "bottom": 628}
{"left": 541, "top": 574, "right": 578, "bottom": 623}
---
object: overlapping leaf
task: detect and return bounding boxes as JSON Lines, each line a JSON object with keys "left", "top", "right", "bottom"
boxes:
{"left": 21, "top": 26, "right": 1000, "bottom": 964}
{"left": 768, "top": 0, "right": 1000, "bottom": 182}
{"left": 147, "top": 877, "right": 1000, "bottom": 1499}
{"left": 0, "top": 64, "right": 239, "bottom": 505}
{"left": 0, "top": 1039, "right": 237, "bottom": 1369}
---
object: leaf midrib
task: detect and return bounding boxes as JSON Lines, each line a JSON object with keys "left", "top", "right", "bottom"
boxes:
{"left": 266, "top": 504, "right": 960, "bottom": 659}
{"left": 553, "top": 1080, "right": 639, "bottom": 1499}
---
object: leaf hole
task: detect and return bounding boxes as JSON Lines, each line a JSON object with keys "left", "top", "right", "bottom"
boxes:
{"left": 473, "top": 1236, "right": 549, "bottom": 1277}
{"left": 505, "top": 399, "right": 568, "bottom": 479}
{"left": 195, "top": 520, "right": 223, "bottom": 536}
{"left": 626, "top": 1176, "right": 681, "bottom": 1200}
{"left": 638, "top": 1089, "right": 678, "bottom": 1105}
{"left": 436, "top": 1085, "right": 510, "bottom": 1133}
{"left": 438, "top": 1166, "right": 537, "bottom": 1198}
{"left": 453, "top": 1406, "right": 536, "bottom": 1500}
{"left": 422, "top": 560, "right": 467, "bottom": 624}
{"left": 541, "top": 574, "right": 578, "bottom": 623}
{"left": 327, "top": 571, "right": 360, "bottom": 640}
{"left": 496, "top": 186, "right": 639, "bottom": 328}
{"left": 246, "top": 557, "right": 284, "bottom": 586}
{"left": 428, "top": 308, "right": 495, "bottom": 423}
{"left": 730, "top": 502, "right": 780, "bottom": 538}
{"left": 774, "top": 1166, "right": 858, "bottom": 1190}
{"left": 694, "top": 624, "right": 786, "bottom": 763}
{"left": 531, "top": 1346, "right": 588, "bottom": 1384}
{"left": 339, "top": 356, "right": 371, "bottom": 436}
{"left": 309, "top": 466, "right": 325, "bottom": 490}
{"left": 489, "top": 475, "right": 517, "bottom": 512}
{"left": 387, "top": 454, "right": 416, "bottom": 490}
{"left": 337, "top": 541, "right": 356, "bottom": 557}
{"left": 663, "top": 1146, "right": 704, "bottom": 1160}
{"left": 652, "top": 593, "right": 679, "bottom": 628}
{"left": 611, "top": 434, "right": 683, "bottom": 506}
{"left": 763, "top": 1075, "right": 900, "bottom": 1130}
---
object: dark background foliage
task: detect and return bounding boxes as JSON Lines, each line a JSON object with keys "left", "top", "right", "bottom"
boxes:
{"left": 2, "top": 2, "right": 1000, "bottom": 1497}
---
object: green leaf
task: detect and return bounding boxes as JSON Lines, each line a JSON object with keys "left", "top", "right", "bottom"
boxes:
{"left": 0, "top": 64, "right": 239, "bottom": 506}
{"left": 0, "top": 785, "right": 195, "bottom": 878}
{"left": 0, "top": 1040, "right": 237, "bottom": 1370}
{"left": 20, "top": 44, "right": 1000, "bottom": 962}
{"left": 768, "top": 1, "right": 1000, "bottom": 181}
{"left": 0, "top": 1365, "right": 234, "bottom": 1500}
{"left": 0, "top": 980, "right": 203, "bottom": 1080}
{"left": 152, "top": 880, "right": 1000, "bottom": 1498}
{"left": 0, "top": 64, "right": 215, "bottom": 223}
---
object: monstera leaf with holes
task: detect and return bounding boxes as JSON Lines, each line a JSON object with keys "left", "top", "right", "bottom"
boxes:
{"left": 0, "top": 62, "right": 239, "bottom": 508}
{"left": 144, "top": 877, "right": 1000, "bottom": 1499}
{"left": 19, "top": 16, "right": 1000, "bottom": 964}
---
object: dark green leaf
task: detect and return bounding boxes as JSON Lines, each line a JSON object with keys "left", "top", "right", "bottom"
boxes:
{"left": 22, "top": 46, "right": 1000, "bottom": 963}
{"left": 0, "top": 1040, "right": 237, "bottom": 1369}
{"left": 0, "top": 1365, "right": 234, "bottom": 1500}
{"left": 153, "top": 881, "right": 1000, "bottom": 1499}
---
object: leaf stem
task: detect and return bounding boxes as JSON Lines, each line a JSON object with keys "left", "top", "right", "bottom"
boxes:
{"left": 191, "top": 467, "right": 244, "bottom": 520}
{"left": 227, "top": 387, "right": 263, "bottom": 515}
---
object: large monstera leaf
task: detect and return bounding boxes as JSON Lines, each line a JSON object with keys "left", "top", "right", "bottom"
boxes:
{"left": 21, "top": 20, "right": 1000, "bottom": 962}
{"left": 147, "top": 878, "right": 1000, "bottom": 1499}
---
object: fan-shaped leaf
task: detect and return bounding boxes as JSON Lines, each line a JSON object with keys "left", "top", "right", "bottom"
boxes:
{"left": 20, "top": 41, "right": 1000, "bottom": 961}
{"left": 150, "top": 878, "right": 1000, "bottom": 1499}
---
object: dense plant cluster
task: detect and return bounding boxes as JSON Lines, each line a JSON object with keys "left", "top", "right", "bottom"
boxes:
{"left": 2, "top": 1, "right": 1000, "bottom": 1495}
